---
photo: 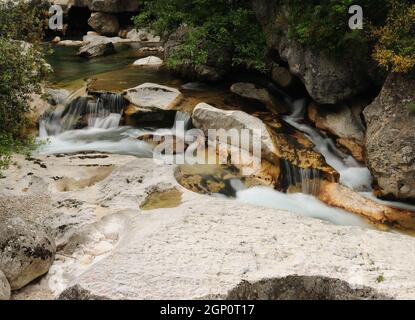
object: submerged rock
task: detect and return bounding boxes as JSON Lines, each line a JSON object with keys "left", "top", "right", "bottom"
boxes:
{"left": 364, "top": 73, "right": 415, "bottom": 202}
{"left": 0, "top": 270, "right": 10, "bottom": 301}
{"left": 88, "top": 12, "right": 119, "bottom": 36}
{"left": 0, "top": 217, "right": 56, "bottom": 290}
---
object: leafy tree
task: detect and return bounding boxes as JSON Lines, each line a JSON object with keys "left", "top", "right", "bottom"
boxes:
{"left": 0, "top": 0, "right": 49, "bottom": 173}
{"left": 133, "top": 0, "right": 267, "bottom": 72}
{"left": 372, "top": 0, "right": 415, "bottom": 73}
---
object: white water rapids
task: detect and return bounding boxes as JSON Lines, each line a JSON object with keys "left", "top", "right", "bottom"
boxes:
{"left": 36, "top": 88, "right": 414, "bottom": 229}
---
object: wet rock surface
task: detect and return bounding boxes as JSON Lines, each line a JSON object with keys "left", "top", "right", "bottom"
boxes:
{"left": 1, "top": 155, "right": 415, "bottom": 299}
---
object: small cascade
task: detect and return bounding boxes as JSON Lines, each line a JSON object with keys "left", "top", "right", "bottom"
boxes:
{"left": 283, "top": 98, "right": 372, "bottom": 191}
{"left": 40, "top": 92, "right": 128, "bottom": 136}
{"left": 281, "top": 159, "right": 321, "bottom": 195}
{"left": 173, "top": 111, "right": 192, "bottom": 131}
{"left": 88, "top": 93, "right": 127, "bottom": 129}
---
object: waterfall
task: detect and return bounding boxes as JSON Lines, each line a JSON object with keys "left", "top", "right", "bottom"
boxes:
{"left": 281, "top": 159, "right": 321, "bottom": 195}
{"left": 283, "top": 98, "right": 372, "bottom": 191}
{"left": 88, "top": 93, "right": 127, "bottom": 129}
{"left": 173, "top": 111, "right": 192, "bottom": 130}
{"left": 40, "top": 93, "right": 127, "bottom": 136}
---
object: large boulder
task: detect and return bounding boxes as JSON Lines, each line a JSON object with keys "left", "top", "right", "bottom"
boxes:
{"left": 192, "top": 103, "right": 338, "bottom": 182}
{"left": 78, "top": 39, "right": 115, "bottom": 58}
{"left": 0, "top": 270, "right": 10, "bottom": 300}
{"left": 0, "top": 217, "right": 56, "bottom": 290}
{"left": 164, "top": 26, "right": 232, "bottom": 81}
{"left": 88, "top": 12, "right": 119, "bottom": 36}
{"left": 252, "top": 0, "right": 373, "bottom": 104}
{"left": 123, "top": 83, "right": 183, "bottom": 112}
{"left": 364, "top": 73, "right": 415, "bottom": 202}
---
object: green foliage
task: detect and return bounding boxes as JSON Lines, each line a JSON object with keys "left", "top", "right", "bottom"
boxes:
{"left": 0, "top": 0, "right": 48, "bottom": 42}
{"left": 133, "top": 0, "right": 267, "bottom": 72}
{"left": 0, "top": 0, "right": 49, "bottom": 171}
{"left": 284, "top": 0, "right": 387, "bottom": 53}
{"left": 372, "top": 0, "right": 415, "bottom": 73}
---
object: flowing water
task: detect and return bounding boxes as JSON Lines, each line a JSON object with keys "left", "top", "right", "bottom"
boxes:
{"left": 38, "top": 45, "right": 414, "bottom": 230}
{"left": 283, "top": 98, "right": 372, "bottom": 192}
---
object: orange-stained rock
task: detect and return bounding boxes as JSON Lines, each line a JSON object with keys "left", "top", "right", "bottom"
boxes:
{"left": 318, "top": 182, "right": 415, "bottom": 230}
{"left": 337, "top": 138, "right": 365, "bottom": 163}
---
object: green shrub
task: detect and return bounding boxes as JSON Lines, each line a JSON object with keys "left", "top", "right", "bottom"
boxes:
{"left": 133, "top": 0, "right": 267, "bottom": 72}
{"left": 372, "top": 0, "right": 415, "bottom": 73}
{"left": 0, "top": 0, "right": 49, "bottom": 171}
{"left": 283, "top": 0, "right": 387, "bottom": 53}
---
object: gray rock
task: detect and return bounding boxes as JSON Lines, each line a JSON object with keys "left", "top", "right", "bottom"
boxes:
{"left": 46, "top": 88, "right": 70, "bottom": 106}
{"left": 230, "top": 82, "right": 289, "bottom": 114}
{"left": 132, "top": 56, "right": 163, "bottom": 67}
{"left": 123, "top": 83, "right": 183, "bottom": 111}
{"left": 364, "top": 73, "right": 415, "bottom": 202}
{"left": 78, "top": 40, "right": 115, "bottom": 58}
{"left": 252, "top": 0, "right": 372, "bottom": 104}
{"left": 126, "top": 29, "right": 161, "bottom": 43}
{"left": 192, "top": 103, "right": 277, "bottom": 163}
{"left": 0, "top": 270, "right": 11, "bottom": 300}
{"left": 0, "top": 217, "right": 56, "bottom": 290}
{"left": 227, "top": 276, "right": 389, "bottom": 300}
{"left": 88, "top": 12, "right": 119, "bottom": 36}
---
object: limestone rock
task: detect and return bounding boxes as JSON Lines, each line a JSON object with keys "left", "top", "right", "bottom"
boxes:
{"left": 137, "top": 46, "right": 165, "bottom": 59}
{"left": 46, "top": 88, "right": 70, "bottom": 106}
{"left": 252, "top": 0, "right": 373, "bottom": 104}
{"left": 56, "top": 40, "right": 84, "bottom": 46}
{"left": 123, "top": 83, "right": 183, "bottom": 112}
{"left": 88, "top": 12, "right": 119, "bottom": 36}
{"left": 364, "top": 73, "right": 415, "bottom": 202}
{"left": 0, "top": 270, "right": 10, "bottom": 300}
{"left": 132, "top": 56, "right": 163, "bottom": 67}
{"left": 51, "top": 36, "right": 61, "bottom": 44}
{"left": 126, "top": 29, "right": 161, "bottom": 43}
{"left": 0, "top": 217, "right": 56, "bottom": 290}
{"left": 78, "top": 39, "right": 115, "bottom": 58}
{"left": 192, "top": 103, "right": 338, "bottom": 182}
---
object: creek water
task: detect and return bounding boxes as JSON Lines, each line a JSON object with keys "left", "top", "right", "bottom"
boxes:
{"left": 38, "top": 44, "right": 414, "bottom": 229}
